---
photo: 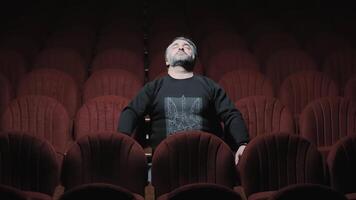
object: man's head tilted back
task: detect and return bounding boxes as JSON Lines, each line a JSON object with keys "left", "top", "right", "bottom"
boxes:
{"left": 165, "top": 37, "right": 197, "bottom": 71}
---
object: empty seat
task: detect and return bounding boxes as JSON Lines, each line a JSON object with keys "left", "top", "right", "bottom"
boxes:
{"left": 74, "top": 95, "right": 129, "bottom": 139}
{"left": 323, "top": 49, "right": 356, "bottom": 91}
{"left": 1, "top": 95, "right": 72, "bottom": 159}
{"left": 235, "top": 96, "right": 295, "bottom": 139}
{"left": 0, "top": 132, "right": 60, "bottom": 198}
{"left": 0, "top": 185, "right": 27, "bottom": 200}
{"left": 252, "top": 32, "right": 300, "bottom": 65}
{"left": 219, "top": 69, "right": 274, "bottom": 102}
{"left": 345, "top": 76, "right": 356, "bottom": 101}
{"left": 327, "top": 135, "right": 356, "bottom": 199}
{"left": 91, "top": 49, "right": 145, "bottom": 83}
{"left": 61, "top": 133, "right": 147, "bottom": 196}
{"left": 162, "top": 183, "right": 242, "bottom": 200}
{"left": 269, "top": 184, "right": 347, "bottom": 200}
{"left": 0, "top": 74, "right": 13, "bottom": 116}
{"left": 83, "top": 69, "right": 142, "bottom": 102}
{"left": 17, "top": 69, "right": 80, "bottom": 118}
{"left": 34, "top": 47, "right": 87, "bottom": 85}
{"left": 199, "top": 31, "right": 247, "bottom": 65}
{"left": 265, "top": 49, "right": 317, "bottom": 92}
{"left": 59, "top": 183, "right": 143, "bottom": 200}
{"left": 299, "top": 97, "right": 356, "bottom": 157}
{"left": 0, "top": 50, "right": 27, "bottom": 89}
{"left": 206, "top": 49, "right": 260, "bottom": 82}
{"left": 238, "top": 134, "right": 325, "bottom": 200}
{"left": 152, "top": 131, "right": 237, "bottom": 198}
{"left": 279, "top": 71, "right": 339, "bottom": 128}
{"left": 305, "top": 32, "right": 351, "bottom": 64}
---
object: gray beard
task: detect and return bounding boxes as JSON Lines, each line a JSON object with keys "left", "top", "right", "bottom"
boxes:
{"left": 170, "top": 57, "right": 195, "bottom": 71}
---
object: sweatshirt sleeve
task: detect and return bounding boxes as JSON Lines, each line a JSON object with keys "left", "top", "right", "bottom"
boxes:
{"left": 211, "top": 81, "right": 249, "bottom": 148}
{"left": 118, "top": 82, "right": 154, "bottom": 135}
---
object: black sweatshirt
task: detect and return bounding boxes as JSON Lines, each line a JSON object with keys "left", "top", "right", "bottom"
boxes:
{"left": 118, "top": 75, "right": 249, "bottom": 150}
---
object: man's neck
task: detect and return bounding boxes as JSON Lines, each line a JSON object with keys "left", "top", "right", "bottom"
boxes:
{"left": 168, "top": 66, "right": 194, "bottom": 79}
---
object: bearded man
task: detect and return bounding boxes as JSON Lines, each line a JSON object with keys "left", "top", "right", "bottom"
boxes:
{"left": 118, "top": 37, "right": 249, "bottom": 164}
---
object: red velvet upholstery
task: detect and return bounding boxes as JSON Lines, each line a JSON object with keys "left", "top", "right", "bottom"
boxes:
{"left": 279, "top": 71, "right": 339, "bottom": 119}
{"left": 265, "top": 49, "right": 317, "bottom": 92}
{"left": 1, "top": 95, "right": 72, "bottom": 156}
{"left": 327, "top": 135, "right": 356, "bottom": 195}
{"left": 0, "top": 35, "right": 40, "bottom": 64}
{"left": 345, "top": 76, "right": 356, "bottom": 101}
{"left": 0, "top": 50, "right": 27, "bottom": 89}
{"left": 238, "top": 134, "right": 325, "bottom": 199}
{"left": 61, "top": 133, "right": 147, "bottom": 196}
{"left": 0, "top": 184, "right": 27, "bottom": 200}
{"left": 269, "top": 183, "right": 347, "bottom": 200}
{"left": 59, "top": 183, "right": 143, "bottom": 200}
{"left": 83, "top": 69, "right": 142, "bottom": 102}
{"left": 323, "top": 49, "right": 356, "bottom": 89}
{"left": 252, "top": 32, "right": 299, "bottom": 65}
{"left": 74, "top": 95, "right": 129, "bottom": 139}
{"left": 0, "top": 132, "right": 60, "bottom": 195}
{"left": 159, "top": 183, "right": 242, "bottom": 200}
{"left": 17, "top": 69, "right": 80, "bottom": 118}
{"left": 0, "top": 74, "right": 12, "bottom": 116}
{"left": 305, "top": 32, "right": 351, "bottom": 64}
{"left": 199, "top": 31, "right": 247, "bottom": 65}
{"left": 34, "top": 47, "right": 87, "bottom": 85}
{"left": 219, "top": 69, "right": 274, "bottom": 102}
{"left": 91, "top": 49, "right": 145, "bottom": 83}
{"left": 299, "top": 97, "right": 356, "bottom": 156}
{"left": 152, "top": 131, "right": 237, "bottom": 198}
{"left": 235, "top": 96, "right": 295, "bottom": 139}
{"left": 206, "top": 49, "right": 260, "bottom": 82}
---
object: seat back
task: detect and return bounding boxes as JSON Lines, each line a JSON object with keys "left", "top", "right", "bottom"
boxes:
{"left": 239, "top": 134, "right": 325, "bottom": 197}
{"left": 235, "top": 96, "right": 295, "bottom": 138}
{"left": 299, "top": 97, "right": 356, "bottom": 156}
{"left": 74, "top": 95, "right": 129, "bottom": 139}
{"left": 83, "top": 69, "right": 142, "bottom": 102}
{"left": 152, "top": 131, "right": 236, "bottom": 197}
{"left": 61, "top": 133, "right": 147, "bottom": 196}
{"left": 327, "top": 135, "right": 356, "bottom": 194}
{"left": 0, "top": 132, "right": 59, "bottom": 195}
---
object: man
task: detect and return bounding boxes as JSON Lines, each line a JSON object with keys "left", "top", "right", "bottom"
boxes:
{"left": 118, "top": 37, "right": 249, "bottom": 164}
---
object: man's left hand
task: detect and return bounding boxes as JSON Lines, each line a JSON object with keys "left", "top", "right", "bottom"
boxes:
{"left": 235, "top": 145, "right": 246, "bottom": 165}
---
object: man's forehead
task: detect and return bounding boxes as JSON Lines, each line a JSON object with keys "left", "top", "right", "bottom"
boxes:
{"left": 170, "top": 39, "right": 191, "bottom": 46}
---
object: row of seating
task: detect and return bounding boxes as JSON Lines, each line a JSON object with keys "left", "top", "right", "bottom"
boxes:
{"left": 0, "top": 131, "right": 355, "bottom": 200}
{"left": 0, "top": 67, "right": 355, "bottom": 117}
{"left": 0, "top": 92, "right": 354, "bottom": 165}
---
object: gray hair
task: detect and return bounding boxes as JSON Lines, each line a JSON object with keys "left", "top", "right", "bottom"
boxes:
{"left": 165, "top": 36, "right": 198, "bottom": 65}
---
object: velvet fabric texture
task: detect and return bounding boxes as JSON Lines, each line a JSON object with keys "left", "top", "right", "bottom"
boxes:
{"left": 239, "top": 133, "right": 325, "bottom": 199}
{"left": 59, "top": 183, "right": 143, "bottom": 200}
{"left": 328, "top": 135, "right": 356, "bottom": 196}
{"left": 0, "top": 132, "right": 60, "bottom": 195}
{"left": 268, "top": 183, "right": 347, "bottom": 200}
{"left": 1, "top": 95, "right": 71, "bottom": 157}
{"left": 235, "top": 96, "right": 295, "bottom": 139}
{"left": 74, "top": 95, "right": 129, "bottom": 139}
{"left": 17, "top": 68, "right": 80, "bottom": 118}
{"left": 83, "top": 69, "right": 142, "bottom": 102}
{"left": 219, "top": 69, "right": 274, "bottom": 102}
{"left": 299, "top": 97, "right": 356, "bottom": 156}
{"left": 152, "top": 131, "right": 237, "bottom": 198}
{"left": 61, "top": 133, "right": 147, "bottom": 196}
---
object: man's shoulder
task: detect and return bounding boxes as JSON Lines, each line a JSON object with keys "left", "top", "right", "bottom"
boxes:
{"left": 193, "top": 75, "right": 219, "bottom": 87}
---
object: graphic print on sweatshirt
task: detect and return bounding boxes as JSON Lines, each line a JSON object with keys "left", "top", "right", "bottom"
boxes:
{"left": 164, "top": 95, "right": 203, "bottom": 135}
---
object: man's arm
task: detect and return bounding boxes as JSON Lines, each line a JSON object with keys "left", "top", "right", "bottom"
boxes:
{"left": 211, "top": 82, "right": 249, "bottom": 164}
{"left": 118, "top": 83, "right": 153, "bottom": 135}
